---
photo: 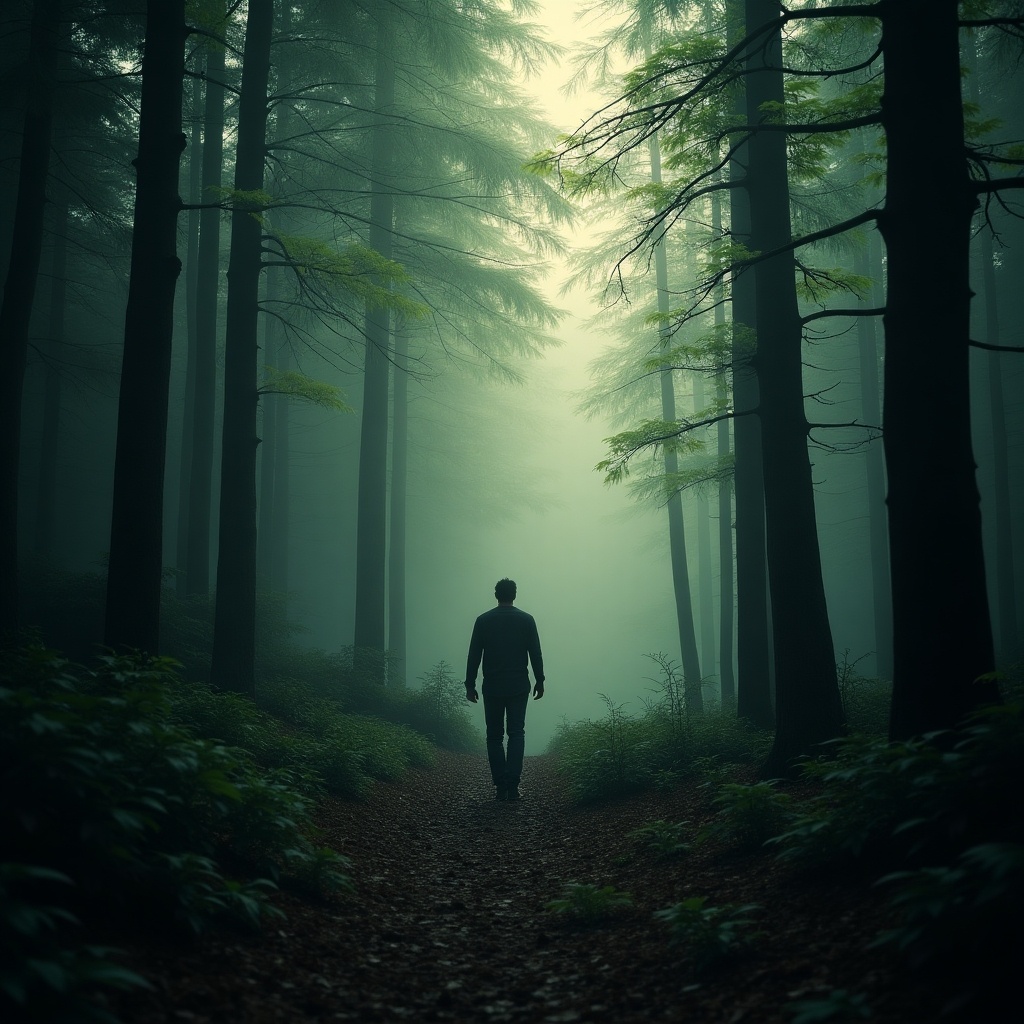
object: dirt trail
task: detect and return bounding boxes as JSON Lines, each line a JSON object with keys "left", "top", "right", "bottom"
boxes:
{"left": 113, "top": 751, "right": 923, "bottom": 1023}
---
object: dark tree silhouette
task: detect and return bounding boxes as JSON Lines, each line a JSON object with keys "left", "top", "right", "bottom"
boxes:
{"left": 210, "top": 0, "right": 273, "bottom": 697}
{"left": 880, "top": 0, "right": 1003, "bottom": 739}
{"left": 103, "top": 0, "right": 186, "bottom": 653}
{"left": 742, "top": 0, "right": 843, "bottom": 773}
{"left": 0, "top": 0, "right": 61, "bottom": 635}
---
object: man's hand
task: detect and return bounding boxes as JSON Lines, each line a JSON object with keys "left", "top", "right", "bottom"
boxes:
{"left": 533, "top": 682, "right": 545, "bottom": 700}
{"left": 466, "top": 686, "right": 479, "bottom": 704}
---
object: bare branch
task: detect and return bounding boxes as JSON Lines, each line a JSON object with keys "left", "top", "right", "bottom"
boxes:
{"left": 802, "top": 306, "right": 884, "bottom": 325}
{"left": 970, "top": 339, "right": 1024, "bottom": 353}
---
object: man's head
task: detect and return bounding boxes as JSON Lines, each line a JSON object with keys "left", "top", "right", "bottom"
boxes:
{"left": 494, "top": 578, "right": 517, "bottom": 604}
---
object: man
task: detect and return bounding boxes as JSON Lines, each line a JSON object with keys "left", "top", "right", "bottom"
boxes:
{"left": 464, "top": 578, "right": 545, "bottom": 801}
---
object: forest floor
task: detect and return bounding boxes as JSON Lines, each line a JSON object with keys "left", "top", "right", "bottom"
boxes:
{"left": 106, "top": 751, "right": 946, "bottom": 1024}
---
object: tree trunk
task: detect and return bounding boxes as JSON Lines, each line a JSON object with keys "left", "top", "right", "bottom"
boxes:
{"left": 967, "top": 49, "right": 1018, "bottom": 665}
{"left": 209, "top": 0, "right": 273, "bottom": 696}
{"left": 0, "top": 0, "right": 61, "bottom": 634}
{"left": 979, "top": 231, "right": 1018, "bottom": 662}
{"left": 649, "top": 127, "right": 702, "bottom": 710}
{"left": 692, "top": 370, "right": 717, "bottom": 679}
{"left": 34, "top": 198, "right": 68, "bottom": 562}
{"left": 256, "top": 274, "right": 278, "bottom": 583}
{"left": 176, "top": 61, "right": 203, "bottom": 597}
{"left": 185, "top": 33, "right": 226, "bottom": 597}
{"left": 388, "top": 324, "right": 409, "bottom": 687}
{"left": 104, "top": 0, "right": 186, "bottom": 653}
{"left": 353, "top": 9, "right": 396, "bottom": 675}
{"left": 854, "top": 232, "right": 893, "bottom": 679}
{"left": 727, "top": 0, "right": 772, "bottom": 728}
{"left": 745, "top": 0, "right": 843, "bottom": 773}
{"left": 711, "top": 186, "right": 736, "bottom": 702}
{"left": 880, "top": 0, "right": 999, "bottom": 739}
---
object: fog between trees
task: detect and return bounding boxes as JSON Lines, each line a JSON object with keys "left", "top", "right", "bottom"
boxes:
{"left": 3, "top": 0, "right": 1023, "bottom": 763}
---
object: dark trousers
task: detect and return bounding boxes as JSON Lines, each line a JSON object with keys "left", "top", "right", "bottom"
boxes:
{"left": 483, "top": 691, "right": 529, "bottom": 788}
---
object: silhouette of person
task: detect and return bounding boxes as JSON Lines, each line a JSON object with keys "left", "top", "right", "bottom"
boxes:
{"left": 464, "top": 578, "right": 545, "bottom": 801}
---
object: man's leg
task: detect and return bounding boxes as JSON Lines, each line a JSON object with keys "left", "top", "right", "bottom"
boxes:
{"left": 504, "top": 693, "right": 529, "bottom": 795}
{"left": 482, "top": 694, "right": 508, "bottom": 796}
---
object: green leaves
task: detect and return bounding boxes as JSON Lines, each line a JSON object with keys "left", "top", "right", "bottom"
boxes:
{"left": 654, "top": 896, "right": 762, "bottom": 973}
{"left": 628, "top": 819, "right": 691, "bottom": 859}
{"left": 597, "top": 419, "right": 705, "bottom": 484}
{"left": 259, "top": 368, "right": 352, "bottom": 412}
{"left": 701, "top": 781, "right": 794, "bottom": 851}
{"left": 545, "top": 882, "right": 634, "bottom": 925}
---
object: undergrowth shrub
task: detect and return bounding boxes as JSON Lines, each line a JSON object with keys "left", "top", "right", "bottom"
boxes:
{"left": 836, "top": 649, "right": 891, "bottom": 736}
{"left": 653, "top": 897, "right": 762, "bottom": 974}
{"left": 768, "top": 697, "right": 1023, "bottom": 1016}
{"left": 548, "top": 656, "right": 770, "bottom": 802}
{"left": 0, "top": 862, "right": 151, "bottom": 1023}
{"left": 545, "top": 882, "right": 633, "bottom": 925}
{"left": 628, "top": 819, "right": 691, "bottom": 859}
{"left": 701, "top": 782, "right": 793, "bottom": 851}
{"left": 0, "top": 646, "right": 353, "bottom": 1022}
{"left": 398, "top": 661, "right": 479, "bottom": 752}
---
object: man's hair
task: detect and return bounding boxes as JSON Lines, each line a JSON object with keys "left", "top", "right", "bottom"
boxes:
{"left": 494, "top": 578, "right": 517, "bottom": 603}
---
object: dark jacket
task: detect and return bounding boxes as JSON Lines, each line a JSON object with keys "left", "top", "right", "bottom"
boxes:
{"left": 465, "top": 605, "right": 545, "bottom": 697}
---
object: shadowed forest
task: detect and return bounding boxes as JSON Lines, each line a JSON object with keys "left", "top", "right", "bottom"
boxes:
{"left": 2, "top": 1, "right": 1023, "bottom": 1022}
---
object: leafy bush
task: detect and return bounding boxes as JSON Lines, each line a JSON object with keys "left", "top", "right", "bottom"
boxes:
{"left": 548, "top": 658, "right": 770, "bottom": 802}
{"left": 628, "top": 819, "right": 691, "bottom": 859}
{"left": 766, "top": 698, "right": 1023, "bottom": 1015}
{"left": 0, "top": 646, "right": 355, "bottom": 1021}
{"left": 545, "top": 882, "right": 633, "bottom": 925}
{"left": 548, "top": 695, "right": 656, "bottom": 800}
{"left": 836, "top": 649, "right": 891, "bottom": 736}
{"left": 871, "top": 842, "right": 1023, "bottom": 989}
{"left": 700, "top": 782, "right": 793, "bottom": 851}
{"left": 0, "top": 862, "right": 150, "bottom": 1023}
{"left": 398, "top": 661, "right": 479, "bottom": 751}
{"left": 770, "top": 700, "right": 1024, "bottom": 870}
{"left": 654, "top": 896, "right": 762, "bottom": 973}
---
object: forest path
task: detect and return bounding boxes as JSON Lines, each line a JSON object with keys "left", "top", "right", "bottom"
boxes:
{"left": 114, "top": 751, "right": 920, "bottom": 1023}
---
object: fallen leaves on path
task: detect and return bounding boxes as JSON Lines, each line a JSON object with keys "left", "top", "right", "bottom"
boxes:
{"left": 108, "top": 752, "right": 932, "bottom": 1023}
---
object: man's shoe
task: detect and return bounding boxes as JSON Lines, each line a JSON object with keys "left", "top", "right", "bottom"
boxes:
{"left": 506, "top": 785, "right": 520, "bottom": 801}
{"left": 495, "top": 786, "right": 508, "bottom": 801}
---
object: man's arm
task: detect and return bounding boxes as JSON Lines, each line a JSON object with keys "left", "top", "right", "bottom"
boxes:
{"left": 529, "top": 617, "right": 545, "bottom": 699}
{"left": 465, "top": 618, "right": 483, "bottom": 702}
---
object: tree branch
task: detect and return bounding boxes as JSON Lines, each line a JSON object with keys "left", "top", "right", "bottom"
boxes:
{"left": 802, "top": 306, "right": 884, "bottom": 324}
{"left": 970, "top": 339, "right": 1024, "bottom": 353}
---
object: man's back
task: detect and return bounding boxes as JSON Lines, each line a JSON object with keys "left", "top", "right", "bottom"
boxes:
{"left": 466, "top": 605, "right": 544, "bottom": 695}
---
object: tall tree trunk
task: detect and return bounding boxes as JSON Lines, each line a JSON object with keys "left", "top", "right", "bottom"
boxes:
{"left": 692, "top": 370, "right": 717, "bottom": 679}
{"left": 745, "top": 0, "right": 842, "bottom": 774}
{"left": 176, "top": 61, "right": 203, "bottom": 597}
{"left": 650, "top": 128, "right": 703, "bottom": 709}
{"left": 104, "top": 0, "right": 187, "bottom": 653}
{"left": 259, "top": 0, "right": 293, "bottom": 601}
{"left": 711, "top": 186, "right": 736, "bottom": 702}
{"left": 271, "top": 341, "right": 290, "bottom": 596}
{"left": 979, "top": 231, "right": 1018, "bottom": 662}
{"left": 388, "top": 323, "right": 409, "bottom": 688}
{"left": 34, "top": 197, "right": 69, "bottom": 562}
{"left": 185, "top": 32, "right": 226, "bottom": 597}
{"left": 256, "top": 276, "right": 278, "bottom": 583}
{"left": 353, "top": 9, "right": 396, "bottom": 674}
{"left": 881, "top": 1, "right": 999, "bottom": 739}
{"left": 727, "top": 0, "right": 772, "bottom": 728}
{"left": 854, "top": 232, "right": 893, "bottom": 679}
{"left": 0, "top": 0, "right": 61, "bottom": 635}
{"left": 210, "top": 0, "right": 273, "bottom": 696}
{"left": 967, "top": 48, "right": 1018, "bottom": 664}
